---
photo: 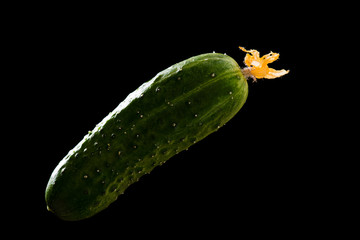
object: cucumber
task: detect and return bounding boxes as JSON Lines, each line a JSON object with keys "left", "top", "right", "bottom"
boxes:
{"left": 45, "top": 53, "right": 248, "bottom": 221}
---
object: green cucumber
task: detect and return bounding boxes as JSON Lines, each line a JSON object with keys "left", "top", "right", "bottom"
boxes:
{"left": 45, "top": 53, "right": 248, "bottom": 221}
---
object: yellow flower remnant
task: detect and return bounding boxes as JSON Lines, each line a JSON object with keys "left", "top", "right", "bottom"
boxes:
{"left": 239, "top": 46, "right": 289, "bottom": 82}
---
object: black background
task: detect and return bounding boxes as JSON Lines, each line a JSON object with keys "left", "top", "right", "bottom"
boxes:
{"left": 6, "top": 2, "right": 346, "bottom": 238}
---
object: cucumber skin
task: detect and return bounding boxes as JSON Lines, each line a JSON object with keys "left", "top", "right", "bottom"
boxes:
{"left": 45, "top": 53, "right": 248, "bottom": 221}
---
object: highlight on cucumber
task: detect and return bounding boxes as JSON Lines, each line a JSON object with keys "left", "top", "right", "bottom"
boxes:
{"left": 45, "top": 46, "right": 289, "bottom": 221}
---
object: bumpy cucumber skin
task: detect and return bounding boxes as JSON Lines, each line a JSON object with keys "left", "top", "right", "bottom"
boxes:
{"left": 45, "top": 53, "right": 248, "bottom": 221}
